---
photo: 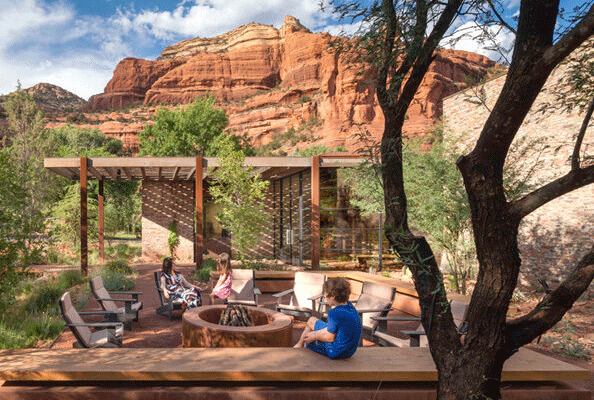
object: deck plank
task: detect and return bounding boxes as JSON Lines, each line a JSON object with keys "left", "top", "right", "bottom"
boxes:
{"left": 0, "top": 347, "right": 588, "bottom": 383}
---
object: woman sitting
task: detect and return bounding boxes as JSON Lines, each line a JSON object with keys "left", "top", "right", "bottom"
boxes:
{"left": 160, "top": 257, "right": 202, "bottom": 310}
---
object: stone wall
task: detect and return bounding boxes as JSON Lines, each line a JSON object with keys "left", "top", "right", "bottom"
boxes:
{"left": 443, "top": 66, "right": 594, "bottom": 294}
{"left": 142, "top": 181, "right": 196, "bottom": 262}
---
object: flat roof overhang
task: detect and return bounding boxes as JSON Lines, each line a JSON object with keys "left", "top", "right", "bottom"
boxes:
{"left": 44, "top": 155, "right": 368, "bottom": 182}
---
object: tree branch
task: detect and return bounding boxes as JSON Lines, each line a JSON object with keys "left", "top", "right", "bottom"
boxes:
{"left": 504, "top": 244, "right": 594, "bottom": 348}
{"left": 486, "top": 0, "right": 517, "bottom": 34}
{"left": 509, "top": 163, "right": 594, "bottom": 220}
{"left": 539, "top": 3, "right": 594, "bottom": 69}
{"left": 572, "top": 96, "right": 594, "bottom": 170}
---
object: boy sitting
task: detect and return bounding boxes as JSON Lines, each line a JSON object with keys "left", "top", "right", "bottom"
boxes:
{"left": 294, "top": 277, "right": 362, "bottom": 359}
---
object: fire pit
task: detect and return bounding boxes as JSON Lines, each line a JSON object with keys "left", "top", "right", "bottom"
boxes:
{"left": 182, "top": 305, "right": 293, "bottom": 348}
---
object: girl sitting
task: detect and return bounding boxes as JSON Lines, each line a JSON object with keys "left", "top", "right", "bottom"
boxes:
{"left": 210, "top": 253, "right": 232, "bottom": 304}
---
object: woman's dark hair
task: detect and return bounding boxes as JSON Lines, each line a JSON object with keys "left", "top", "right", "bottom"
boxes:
{"left": 323, "top": 277, "right": 351, "bottom": 303}
{"left": 162, "top": 257, "right": 173, "bottom": 274}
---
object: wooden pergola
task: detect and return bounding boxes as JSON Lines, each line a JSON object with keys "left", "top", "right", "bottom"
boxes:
{"left": 44, "top": 155, "right": 365, "bottom": 274}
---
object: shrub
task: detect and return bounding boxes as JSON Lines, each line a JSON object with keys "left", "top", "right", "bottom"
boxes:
{"left": 57, "top": 269, "right": 86, "bottom": 288}
{"left": 21, "top": 282, "right": 63, "bottom": 314}
{"left": 194, "top": 266, "right": 214, "bottom": 283}
{"left": 104, "top": 260, "right": 134, "bottom": 275}
{"left": 99, "top": 269, "right": 135, "bottom": 291}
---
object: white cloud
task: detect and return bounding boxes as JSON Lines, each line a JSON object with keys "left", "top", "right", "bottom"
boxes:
{"left": 443, "top": 21, "right": 515, "bottom": 64}
{"left": 0, "top": 0, "right": 338, "bottom": 99}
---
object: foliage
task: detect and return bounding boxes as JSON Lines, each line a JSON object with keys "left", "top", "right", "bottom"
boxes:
{"left": 50, "top": 184, "right": 99, "bottom": 246}
{"left": 292, "top": 144, "right": 348, "bottom": 156}
{"left": 255, "top": 117, "right": 323, "bottom": 156}
{"left": 168, "top": 221, "right": 180, "bottom": 259}
{"left": 51, "top": 125, "right": 123, "bottom": 157}
{"left": 193, "top": 265, "right": 215, "bottom": 283}
{"left": 103, "top": 181, "right": 141, "bottom": 237}
{"left": 341, "top": 129, "right": 384, "bottom": 216}
{"left": 0, "top": 269, "right": 90, "bottom": 349}
{"left": 138, "top": 95, "right": 246, "bottom": 156}
{"left": 542, "top": 317, "right": 591, "bottom": 360}
{"left": 92, "top": 267, "right": 135, "bottom": 291}
{"left": 209, "top": 137, "right": 271, "bottom": 259}
{"left": 104, "top": 260, "right": 135, "bottom": 275}
{"left": 0, "top": 151, "right": 29, "bottom": 312}
{"left": 0, "top": 83, "right": 55, "bottom": 263}
{"left": 192, "top": 259, "right": 217, "bottom": 282}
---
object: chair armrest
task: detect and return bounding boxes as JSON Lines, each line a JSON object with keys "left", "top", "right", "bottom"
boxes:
{"left": 96, "top": 297, "right": 139, "bottom": 303}
{"left": 371, "top": 316, "right": 421, "bottom": 322}
{"left": 272, "top": 288, "right": 294, "bottom": 298}
{"left": 79, "top": 310, "right": 123, "bottom": 316}
{"left": 356, "top": 308, "right": 393, "bottom": 314}
{"left": 307, "top": 293, "right": 323, "bottom": 301}
{"left": 108, "top": 291, "right": 142, "bottom": 295}
{"left": 401, "top": 330, "right": 426, "bottom": 347}
{"left": 67, "top": 322, "right": 124, "bottom": 329}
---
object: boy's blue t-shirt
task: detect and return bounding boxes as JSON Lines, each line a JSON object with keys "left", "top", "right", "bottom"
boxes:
{"left": 307, "top": 302, "right": 362, "bottom": 359}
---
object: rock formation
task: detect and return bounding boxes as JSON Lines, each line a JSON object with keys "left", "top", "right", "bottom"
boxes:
{"left": 84, "top": 16, "right": 500, "bottom": 153}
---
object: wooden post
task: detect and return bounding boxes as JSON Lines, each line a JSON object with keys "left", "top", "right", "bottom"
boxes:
{"left": 195, "top": 157, "right": 204, "bottom": 269}
{"left": 98, "top": 179, "right": 105, "bottom": 265}
{"left": 80, "top": 157, "right": 88, "bottom": 276}
{"left": 311, "top": 155, "right": 320, "bottom": 270}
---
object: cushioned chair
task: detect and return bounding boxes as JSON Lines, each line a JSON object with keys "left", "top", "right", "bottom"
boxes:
{"left": 371, "top": 300, "right": 469, "bottom": 347}
{"left": 89, "top": 275, "right": 143, "bottom": 330}
{"left": 154, "top": 270, "right": 184, "bottom": 320}
{"left": 273, "top": 271, "right": 326, "bottom": 319}
{"left": 352, "top": 281, "right": 397, "bottom": 342}
{"left": 227, "top": 269, "right": 261, "bottom": 307}
{"left": 59, "top": 291, "right": 123, "bottom": 348}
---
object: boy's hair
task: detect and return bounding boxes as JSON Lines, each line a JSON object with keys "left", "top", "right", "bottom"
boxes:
{"left": 218, "top": 252, "right": 232, "bottom": 274}
{"left": 323, "top": 277, "right": 351, "bottom": 303}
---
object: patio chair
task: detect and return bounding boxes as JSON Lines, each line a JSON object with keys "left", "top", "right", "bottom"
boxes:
{"left": 320, "top": 280, "right": 396, "bottom": 344}
{"left": 371, "top": 300, "right": 469, "bottom": 347}
{"left": 273, "top": 271, "right": 326, "bottom": 319}
{"left": 59, "top": 291, "right": 123, "bottom": 348}
{"left": 89, "top": 275, "right": 143, "bottom": 330}
{"left": 227, "top": 269, "right": 261, "bottom": 307}
{"left": 154, "top": 270, "right": 184, "bottom": 320}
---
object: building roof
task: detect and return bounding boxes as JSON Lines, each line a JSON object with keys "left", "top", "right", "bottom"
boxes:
{"left": 44, "top": 155, "right": 368, "bottom": 182}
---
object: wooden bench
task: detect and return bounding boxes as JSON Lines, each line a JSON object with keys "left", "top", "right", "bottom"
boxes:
{"left": 0, "top": 347, "right": 589, "bottom": 400}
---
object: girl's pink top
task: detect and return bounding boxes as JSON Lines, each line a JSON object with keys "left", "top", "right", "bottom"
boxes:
{"left": 212, "top": 272, "right": 232, "bottom": 299}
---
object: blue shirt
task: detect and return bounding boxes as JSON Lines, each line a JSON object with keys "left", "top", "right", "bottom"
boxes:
{"left": 307, "top": 302, "right": 362, "bottom": 359}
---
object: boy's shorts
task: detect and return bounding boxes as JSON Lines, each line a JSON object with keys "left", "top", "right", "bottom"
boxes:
{"left": 305, "top": 319, "right": 329, "bottom": 356}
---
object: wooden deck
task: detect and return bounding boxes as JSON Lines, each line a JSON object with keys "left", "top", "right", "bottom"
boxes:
{"left": 0, "top": 347, "right": 589, "bottom": 383}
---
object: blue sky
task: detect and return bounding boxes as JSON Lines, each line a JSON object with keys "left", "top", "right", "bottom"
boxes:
{"left": 0, "top": 0, "right": 587, "bottom": 100}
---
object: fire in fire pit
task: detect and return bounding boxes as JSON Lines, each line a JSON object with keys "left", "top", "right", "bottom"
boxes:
{"left": 218, "top": 304, "right": 252, "bottom": 327}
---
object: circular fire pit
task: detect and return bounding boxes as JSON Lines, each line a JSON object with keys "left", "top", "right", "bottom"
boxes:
{"left": 182, "top": 305, "right": 293, "bottom": 348}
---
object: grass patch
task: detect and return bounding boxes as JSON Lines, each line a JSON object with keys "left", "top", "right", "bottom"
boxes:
{"left": 0, "top": 269, "right": 90, "bottom": 349}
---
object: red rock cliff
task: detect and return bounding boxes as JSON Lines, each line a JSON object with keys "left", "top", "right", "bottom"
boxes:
{"left": 85, "top": 16, "right": 499, "bottom": 152}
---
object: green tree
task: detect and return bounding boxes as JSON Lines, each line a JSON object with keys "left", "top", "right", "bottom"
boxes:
{"left": 48, "top": 126, "right": 135, "bottom": 245}
{"left": 208, "top": 137, "right": 270, "bottom": 259}
{"left": 50, "top": 184, "right": 98, "bottom": 246}
{"left": 51, "top": 125, "right": 123, "bottom": 157}
{"left": 0, "top": 151, "right": 28, "bottom": 312}
{"left": 1, "top": 83, "right": 56, "bottom": 263}
{"left": 325, "top": 1, "right": 594, "bottom": 398}
{"left": 138, "top": 95, "right": 244, "bottom": 156}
